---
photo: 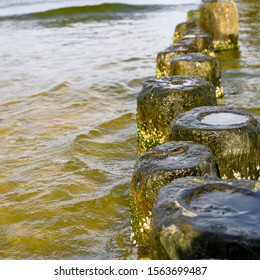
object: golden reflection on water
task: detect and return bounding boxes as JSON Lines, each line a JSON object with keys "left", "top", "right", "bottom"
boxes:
{"left": 0, "top": 75, "right": 137, "bottom": 258}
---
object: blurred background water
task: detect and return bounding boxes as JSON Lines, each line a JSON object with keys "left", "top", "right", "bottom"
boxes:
{"left": 0, "top": 0, "right": 259, "bottom": 259}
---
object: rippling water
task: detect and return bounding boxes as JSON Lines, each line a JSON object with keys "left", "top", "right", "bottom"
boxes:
{"left": 0, "top": 0, "right": 259, "bottom": 259}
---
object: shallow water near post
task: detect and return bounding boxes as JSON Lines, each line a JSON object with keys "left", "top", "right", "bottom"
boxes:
{"left": 0, "top": 0, "right": 259, "bottom": 259}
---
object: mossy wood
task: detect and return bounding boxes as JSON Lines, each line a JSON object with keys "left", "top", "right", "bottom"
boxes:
{"left": 130, "top": 142, "right": 219, "bottom": 258}
{"left": 181, "top": 33, "right": 214, "bottom": 54}
{"left": 187, "top": 10, "right": 200, "bottom": 21}
{"left": 173, "top": 19, "right": 198, "bottom": 42}
{"left": 156, "top": 40, "right": 198, "bottom": 77}
{"left": 137, "top": 77, "right": 217, "bottom": 154}
{"left": 200, "top": 1, "right": 239, "bottom": 51}
{"left": 170, "top": 53, "right": 223, "bottom": 98}
{"left": 170, "top": 106, "right": 260, "bottom": 180}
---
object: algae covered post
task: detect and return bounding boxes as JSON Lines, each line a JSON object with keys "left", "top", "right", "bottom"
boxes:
{"left": 187, "top": 9, "right": 200, "bottom": 21}
{"left": 181, "top": 32, "right": 214, "bottom": 54}
{"left": 130, "top": 141, "right": 219, "bottom": 257}
{"left": 170, "top": 53, "right": 223, "bottom": 98}
{"left": 132, "top": 0, "right": 259, "bottom": 262}
{"left": 156, "top": 41, "right": 198, "bottom": 77}
{"left": 173, "top": 19, "right": 198, "bottom": 42}
{"left": 200, "top": 1, "right": 239, "bottom": 51}
{"left": 137, "top": 76, "right": 217, "bottom": 154}
{"left": 170, "top": 106, "right": 260, "bottom": 180}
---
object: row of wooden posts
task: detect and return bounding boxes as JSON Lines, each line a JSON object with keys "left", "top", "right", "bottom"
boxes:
{"left": 130, "top": 0, "right": 260, "bottom": 260}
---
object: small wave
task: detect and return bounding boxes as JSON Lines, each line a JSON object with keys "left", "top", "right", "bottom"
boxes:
{"left": 0, "top": 3, "right": 165, "bottom": 22}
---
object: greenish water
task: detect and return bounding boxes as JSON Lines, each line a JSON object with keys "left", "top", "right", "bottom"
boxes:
{"left": 0, "top": 0, "right": 259, "bottom": 259}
